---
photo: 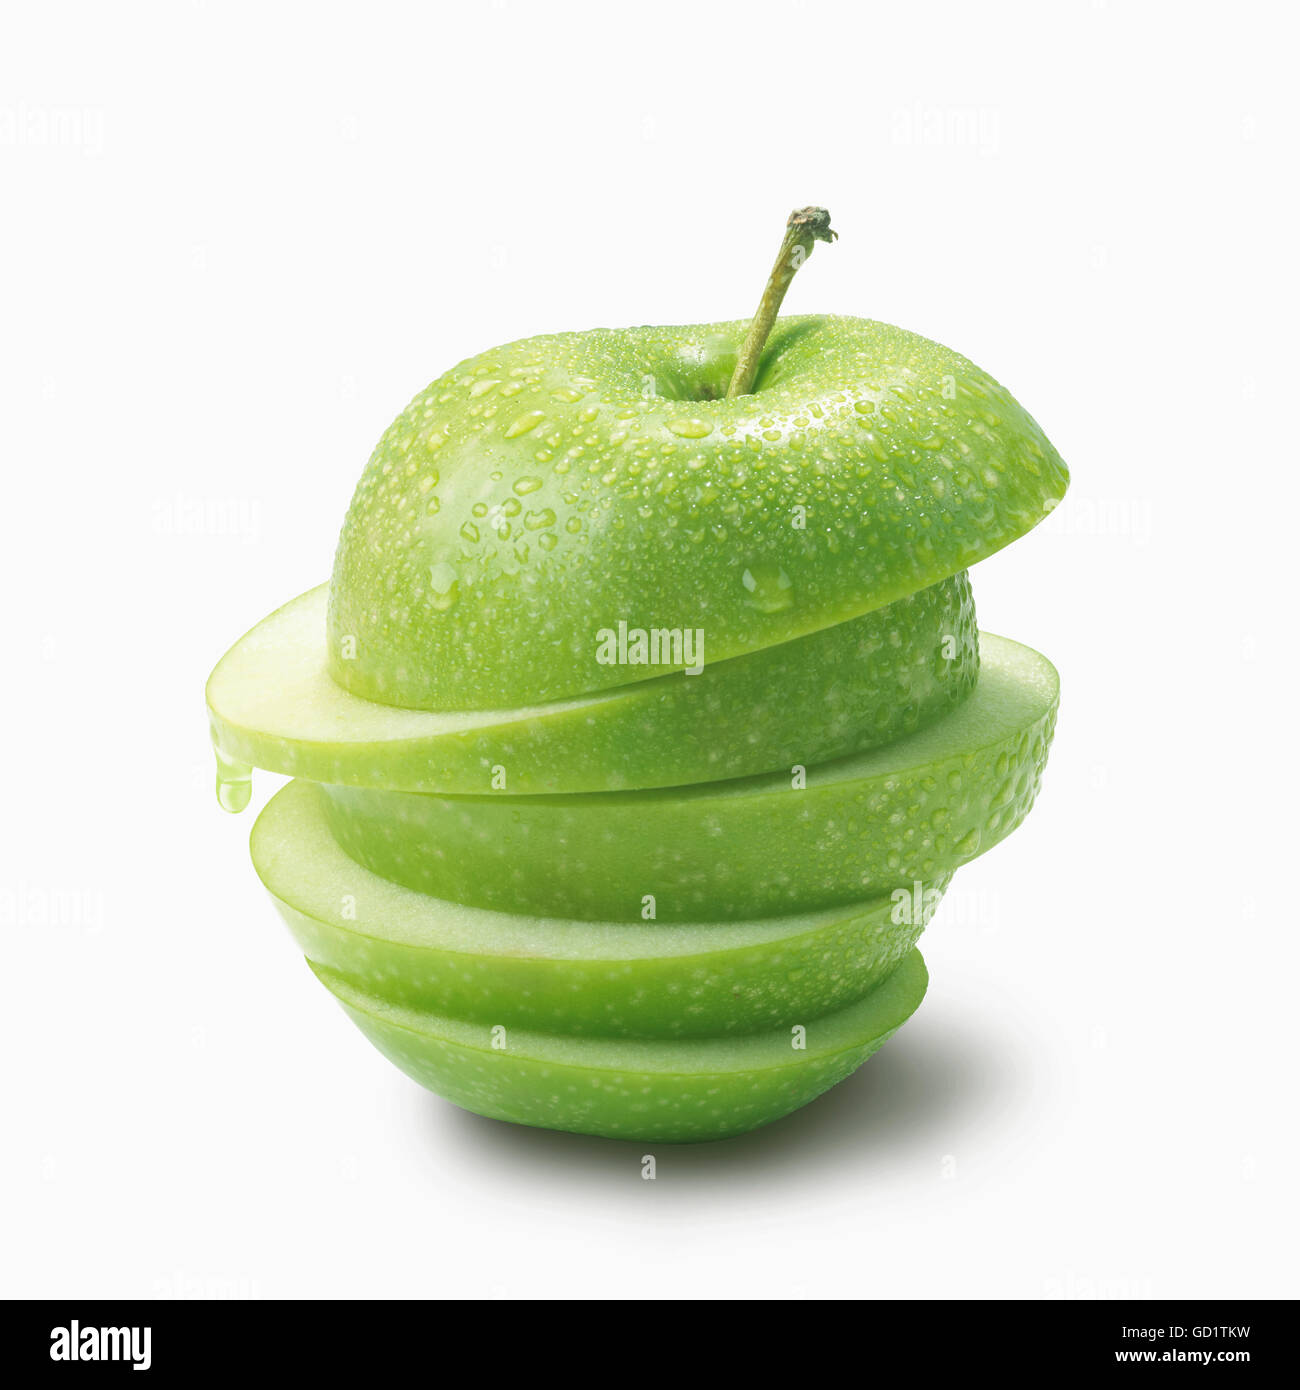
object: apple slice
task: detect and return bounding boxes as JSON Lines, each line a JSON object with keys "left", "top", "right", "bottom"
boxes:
{"left": 319, "top": 632, "right": 1058, "bottom": 922}
{"left": 253, "top": 778, "right": 947, "bottom": 1039}
{"left": 329, "top": 315, "right": 1068, "bottom": 709}
{"left": 308, "top": 948, "right": 928, "bottom": 1142}
{"left": 208, "top": 573, "right": 976, "bottom": 796}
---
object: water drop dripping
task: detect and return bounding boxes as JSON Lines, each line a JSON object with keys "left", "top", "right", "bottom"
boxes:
{"left": 213, "top": 740, "right": 252, "bottom": 814}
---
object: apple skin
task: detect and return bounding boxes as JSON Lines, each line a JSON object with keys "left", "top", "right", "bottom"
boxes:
{"left": 254, "top": 778, "right": 947, "bottom": 1038}
{"left": 328, "top": 315, "right": 1068, "bottom": 710}
{"left": 308, "top": 949, "right": 929, "bottom": 1142}
{"left": 316, "top": 632, "right": 1057, "bottom": 922}
{"left": 209, "top": 571, "right": 977, "bottom": 795}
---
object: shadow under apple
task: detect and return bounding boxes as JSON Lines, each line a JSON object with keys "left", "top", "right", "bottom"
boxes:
{"left": 425, "top": 1009, "right": 1024, "bottom": 1190}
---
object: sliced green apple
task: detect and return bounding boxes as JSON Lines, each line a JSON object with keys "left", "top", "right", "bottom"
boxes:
{"left": 319, "top": 632, "right": 1058, "bottom": 922}
{"left": 309, "top": 948, "right": 928, "bottom": 1142}
{"left": 329, "top": 315, "right": 1068, "bottom": 709}
{"left": 209, "top": 573, "right": 977, "bottom": 795}
{"left": 253, "top": 778, "right": 948, "bottom": 1038}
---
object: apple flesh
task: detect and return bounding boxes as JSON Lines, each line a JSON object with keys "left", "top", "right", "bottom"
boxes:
{"left": 209, "top": 571, "right": 977, "bottom": 795}
{"left": 318, "top": 632, "right": 1058, "bottom": 922}
{"left": 254, "top": 778, "right": 947, "bottom": 1038}
{"left": 329, "top": 316, "right": 1067, "bottom": 710}
{"left": 309, "top": 948, "right": 929, "bottom": 1142}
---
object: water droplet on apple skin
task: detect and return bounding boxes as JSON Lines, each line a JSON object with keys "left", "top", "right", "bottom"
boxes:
{"left": 428, "top": 561, "right": 461, "bottom": 611}
{"left": 741, "top": 562, "right": 795, "bottom": 613}
{"left": 504, "top": 410, "right": 546, "bottom": 439}
{"left": 666, "top": 417, "right": 713, "bottom": 439}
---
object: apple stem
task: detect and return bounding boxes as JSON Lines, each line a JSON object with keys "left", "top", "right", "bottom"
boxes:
{"left": 726, "top": 207, "right": 837, "bottom": 399}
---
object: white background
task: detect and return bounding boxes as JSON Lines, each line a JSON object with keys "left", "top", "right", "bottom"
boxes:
{"left": 3, "top": 0, "right": 1297, "bottom": 1300}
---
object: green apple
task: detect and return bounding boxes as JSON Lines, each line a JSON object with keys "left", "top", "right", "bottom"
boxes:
{"left": 208, "top": 208, "right": 1068, "bottom": 1144}
{"left": 308, "top": 948, "right": 929, "bottom": 1142}
{"left": 319, "top": 632, "right": 1058, "bottom": 922}
{"left": 329, "top": 314, "right": 1067, "bottom": 710}
{"left": 209, "top": 572, "right": 977, "bottom": 795}
{"left": 254, "top": 778, "right": 947, "bottom": 1038}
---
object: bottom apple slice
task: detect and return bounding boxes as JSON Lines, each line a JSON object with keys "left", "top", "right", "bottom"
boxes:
{"left": 254, "top": 779, "right": 946, "bottom": 1039}
{"left": 310, "top": 949, "right": 928, "bottom": 1143}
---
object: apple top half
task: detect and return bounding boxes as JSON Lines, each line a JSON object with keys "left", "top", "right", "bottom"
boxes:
{"left": 328, "top": 315, "right": 1068, "bottom": 710}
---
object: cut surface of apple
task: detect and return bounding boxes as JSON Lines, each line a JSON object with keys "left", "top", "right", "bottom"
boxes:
{"left": 309, "top": 948, "right": 928, "bottom": 1142}
{"left": 319, "top": 632, "right": 1058, "bottom": 922}
{"left": 254, "top": 779, "right": 947, "bottom": 1038}
{"left": 328, "top": 316, "right": 1068, "bottom": 709}
{"left": 208, "top": 573, "right": 977, "bottom": 794}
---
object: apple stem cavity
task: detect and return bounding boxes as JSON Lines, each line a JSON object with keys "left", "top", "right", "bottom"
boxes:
{"left": 726, "top": 206, "right": 837, "bottom": 399}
